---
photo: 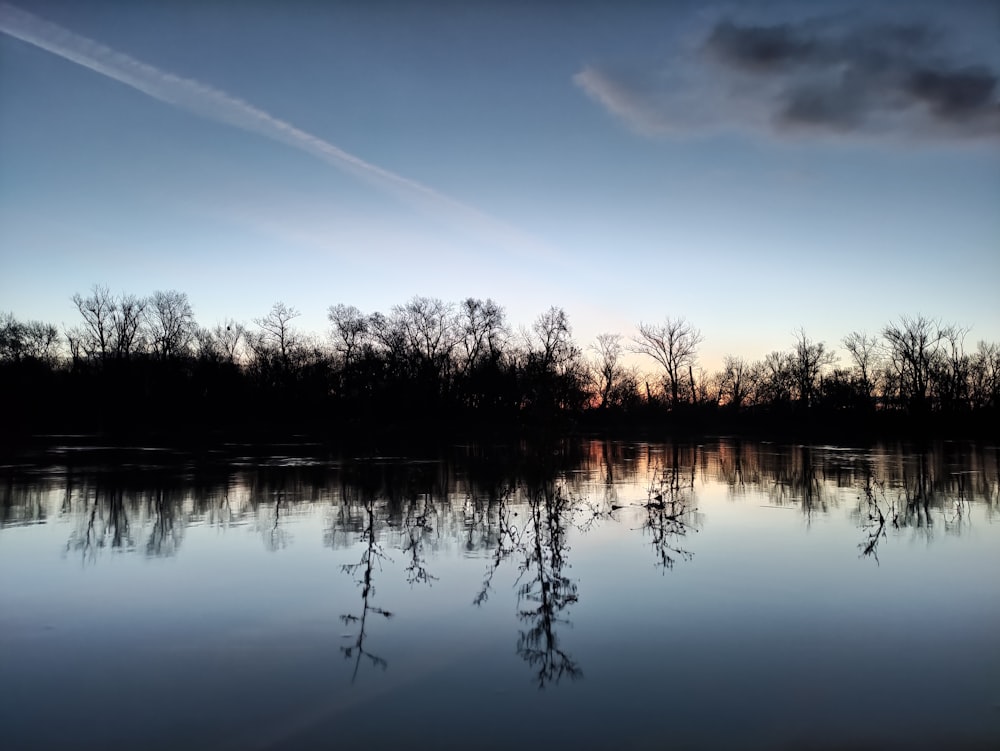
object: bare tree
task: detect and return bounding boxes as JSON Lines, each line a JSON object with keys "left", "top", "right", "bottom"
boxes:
{"left": 690, "top": 365, "right": 716, "bottom": 405}
{"left": 516, "top": 307, "right": 586, "bottom": 412}
{"left": 531, "top": 306, "right": 578, "bottom": 373}
{"left": 71, "top": 284, "right": 115, "bottom": 360}
{"left": 842, "top": 331, "right": 881, "bottom": 405}
{"left": 64, "top": 325, "right": 85, "bottom": 365}
{"left": 328, "top": 304, "right": 369, "bottom": 366}
{"left": 255, "top": 301, "right": 300, "bottom": 368}
{"left": 71, "top": 286, "right": 147, "bottom": 360}
{"left": 394, "top": 296, "right": 457, "bottom": 368}
{"left": 456, "top": 297, "right": 507, "bottom": 375}
{"left": 882, "top": 315, "right": 946, "bottom": 411}
{"left": 21, "top": 320, "right": 60, "bottom": 363}
{"left": 969, "top": 340, "right": 1000, "bottom": 409}
{"left": 590, "top": 333, "right": 625, "bottom": 408}
{"left": 631, "top": 317, "right": 703, "bottom": 407}
{"left": 754, "top": 351, "right": 794, "bottom": 406}
{"left": 937, "top": 325, "right": 971, "bottom": 410}
{"left": 0, "top": 313, "right": 59, "bottom": 363}
{"left": 368, "top": 310, "right": 407, "bottom": 365}
{"left": 609, "top": 366, "right": 643, "bottom": 410}
{"left": 110, "top": 293, "right": 147, "bottom": 360}
{"left": 193, "top": 326, "right": 218, "bottom": 361}
{"left": 213, "top": 319, "right": 247, "bottom": 363}
{"left": 147, "top": 290, "right": 194, "bottom": 360}
{"left": 194, "top": 319, "right": 246, "bottom": 363}
{"left": 0, "top": 312, "right": 23, "bottom": 362}
{"left": 718, "top": 355, "right": 752, "bottom": 409}
{"left": 791, "top": 329, "right": 835, "bottom": 407}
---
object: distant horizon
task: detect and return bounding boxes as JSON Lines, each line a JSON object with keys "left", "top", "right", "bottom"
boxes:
{"left": 2, "top": 1, "right": 998, "bottom": 373}
{"left": 4, "top": 284, "right": 996, "bottom": 382}
{"left": 5, "top": 285, "right": 999, "bottom": 375}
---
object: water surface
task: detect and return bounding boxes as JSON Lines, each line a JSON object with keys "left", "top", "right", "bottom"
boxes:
{"left": 2, "top": 439, "right": 998, "bottom": 750}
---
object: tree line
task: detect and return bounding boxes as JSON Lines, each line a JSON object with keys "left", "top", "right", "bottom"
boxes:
{"left": 1, "top": 285, "right": 997, "bottom": 439}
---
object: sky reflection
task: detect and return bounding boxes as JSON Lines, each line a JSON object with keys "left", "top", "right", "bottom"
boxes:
{"left": 1, "top": 439, "right": 998, "bottom": 750}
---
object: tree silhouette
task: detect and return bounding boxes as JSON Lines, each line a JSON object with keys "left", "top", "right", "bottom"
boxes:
{"left": 327, "top": 304, "right": 369, "bottom": 367}
{"left": 631, "top": 317, "right": 703, "bottom": 407}
{"left": 147, "top": 290, "right": 195, "bottom": 360}
{"left": 842, "top": 330, "right": 881, "bottom": 408}
{"left": 718, "top": 354, "right": 753, "bottom": 409}
{"left": 883, "top": 315, "right": 948, "bottom": 412}
{"left": 4, "top": 286, "right": 998, "bottom": 441}
{"left": 254, "top": 301, "right": 301, "bottom": 370}
{"left": 70, "top": 284, "right": 116, "bottom": 360}
{"left": 111, "top": 293, "right": 147, "bottom": 360}
{"left": 456, "top": 297, "right": 507, "bottom": 377}
{"left": 590, "top": 332, "right": 625, "bottom": 409}
{"left": 790, "top": 329, "right": 835, "bottom": 408}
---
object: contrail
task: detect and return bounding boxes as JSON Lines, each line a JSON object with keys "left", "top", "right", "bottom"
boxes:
{"left": 0, "top": 2, "right": 548, "bottom": 255}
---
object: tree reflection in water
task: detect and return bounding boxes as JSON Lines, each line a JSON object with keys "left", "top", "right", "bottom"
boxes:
{"left": 639, "top": 454, "right": 695, "bottom": 572}
{"left": 899, "top": 452, "right": 935, "bottom": 535}
{"left": 66, "top": 483, "right": 133, "bottom": 562}
{"left": 764, "top": 445, "right": 832, "bottom": 522}
{"left": 471, "top": 485, "right": 521, "bottom": 608}
{"left": 145, "top": 488, "right": 183, "bottom": 557}
{"left": 857, "top": 470, "right": 893, "bottom": 562}
{"left": 3, "top": 438, "right": 995, "bottom": 691}
{"left": 264, "top": 492, "right": 289, "bottom": 552}
{"left": 339, "top": 491, "right": 392, "bottom": 681}
{"left": 515, "top": 481, "right": 582, "bottom": 687}
{"left": 943, "top": 469, "right": 974, "bottom": 537}
{"left": 402, "top": 493, "right": 438, "bottom": 587}
{"left": 469, "top": 470, "right": 585, "bottom": 687}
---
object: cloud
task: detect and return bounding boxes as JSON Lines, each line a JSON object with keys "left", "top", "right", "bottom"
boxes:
{"left": 575, "top": 12, "right": 1000, "bottom": 142}
{"left": 0, "top": 2, "right": 548, "bottom": 257}
{"left": 573, "top": 67, "right": 686, "bottom": 136}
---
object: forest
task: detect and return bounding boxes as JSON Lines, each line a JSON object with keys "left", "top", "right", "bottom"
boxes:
{"left": 1, "top": 285, "right": 998, "bottom": 442}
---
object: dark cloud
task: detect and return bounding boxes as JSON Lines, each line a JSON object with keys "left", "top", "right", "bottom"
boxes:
{"left": 782, "top": 82, "right": 864, "bottom": 130}
{"left": 706, "top": 21, "right": 825, "bottom": 71}
{"left": 907, "top": 67, "right": 997, "bottom": 119}
{"left": 576, "top": 12, "right": 999, "bottom": 142}
{"left": 703, "top": 18, "right": 1000, "bottom": 136}
{"left": 705, "top": 20, "right": 938, "bottom": 74}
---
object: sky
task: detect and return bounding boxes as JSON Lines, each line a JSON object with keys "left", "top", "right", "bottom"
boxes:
{"left": 2, "top": 0, "right": 998, "bottom": 371}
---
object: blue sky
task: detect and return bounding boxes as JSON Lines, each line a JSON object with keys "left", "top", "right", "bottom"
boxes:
{"left": 2, "top": 0, "right": 998, "bottom": 370}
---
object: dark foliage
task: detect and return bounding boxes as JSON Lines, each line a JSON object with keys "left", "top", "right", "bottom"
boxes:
{"left": 1, "top": 296, "right": 997, "bottom": 446}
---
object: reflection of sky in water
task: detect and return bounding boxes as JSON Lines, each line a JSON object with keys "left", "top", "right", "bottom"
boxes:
{"left": 1, "top": 440, "right": 998, "bottom": 750}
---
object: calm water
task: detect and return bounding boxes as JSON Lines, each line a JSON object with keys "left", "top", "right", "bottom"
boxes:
{"left": 2, "top": 438, "right": 998, "bottom": 750}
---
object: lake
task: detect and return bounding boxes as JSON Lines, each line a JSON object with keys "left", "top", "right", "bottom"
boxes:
{"left": 1, "top": 438, "right": 998, "bottom": 750}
